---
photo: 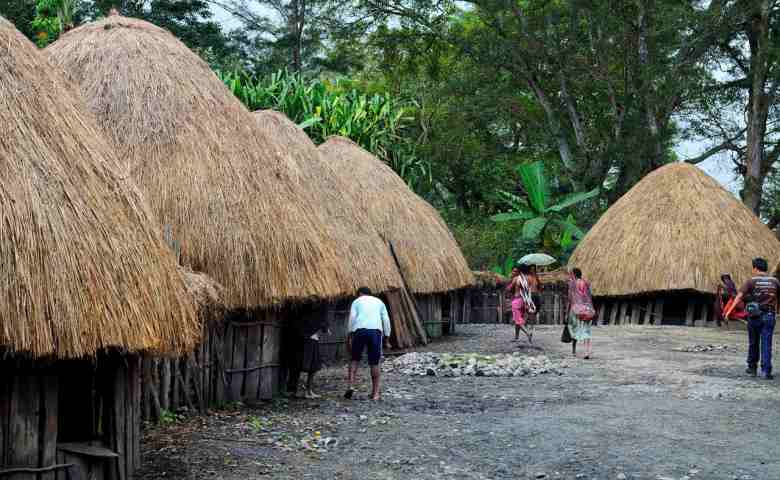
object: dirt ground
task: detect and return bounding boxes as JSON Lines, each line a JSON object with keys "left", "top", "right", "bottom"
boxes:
{"left": 137, "top": 324, "right": 780, "bottom": 480}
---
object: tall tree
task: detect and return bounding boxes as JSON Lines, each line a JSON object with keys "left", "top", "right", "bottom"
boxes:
{"left": 686, "top": 0, "right": 780, "bottom": 215}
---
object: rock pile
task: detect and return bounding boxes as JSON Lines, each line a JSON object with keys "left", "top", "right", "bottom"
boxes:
{"left": 676, "top": 344, "right": 739, "bottom": 353}
{"left": 384, "top": 352, "right": 566, "bottom": 377}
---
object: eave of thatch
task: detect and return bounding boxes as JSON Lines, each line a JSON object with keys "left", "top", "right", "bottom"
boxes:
{"left": 471, "top": 271, "right": 508, "bottom": 288}
{"left": 0, "top": 16, "right": 198, "bottom": 359}
{"left": 253, "top": 110, "right": 403, "bottom": 294}
{"left": 569, "top": 163, "right": 780, "bottom": 297}
{"left": 318, "top": 136, "right": 474, "bottom": 294}
{"left": 47, "top": 15, "right": 355, "bottom": 309}
{"left": 538, "top": 269, "right": 570, "bottom": 285}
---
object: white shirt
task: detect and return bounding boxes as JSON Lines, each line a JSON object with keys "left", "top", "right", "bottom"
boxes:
{"left": 349, "top": 295, "right": 391, "bottom": 336}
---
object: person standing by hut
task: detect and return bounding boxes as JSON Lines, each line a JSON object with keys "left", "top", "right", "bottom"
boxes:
{"left": 345, "top": 287, "right": 391, "bottom": 401}
{"left": 567, "top": 268, "right": 595, "bottom": 359}
{"left": 285, "top": 305, "right": 330, "bottom": 398}
{"left": 724, "top": 258, "right": 780, "bottom": 379}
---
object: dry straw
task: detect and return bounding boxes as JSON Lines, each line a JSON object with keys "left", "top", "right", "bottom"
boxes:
{"left": 569, "top": 163, "right": 780, "bottom": 297}
{"left": 253, "top": 110, "right": 403, "bottom": 293}
{"left": 471, "top": 271, "right": 508, "bottom": 289}
{"left": 0, "top": 17, "right": 198, "bottom": 359}
{"left": 47, "top": 15, "right": 354, "bottom": 308}
{"left": 319, "top": 137, "right": 474, "bottom": 294}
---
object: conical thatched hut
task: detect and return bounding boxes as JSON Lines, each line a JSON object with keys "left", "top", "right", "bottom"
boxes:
{"left": 0, "top": 16, "right": 197, "bottom": 479}
{"left": 47, "top": 15, "right": 355, "bottom": 403}
{"left": 570, "top": 163, "right": 780, "bottom": 326}
{"left": 319, "top": 136, "right": 474, "bottom": 337}
{"left": 253, "top": 111, "right": 413, "bottom": 358}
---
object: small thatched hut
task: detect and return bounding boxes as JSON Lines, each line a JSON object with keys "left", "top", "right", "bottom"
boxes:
{"left": 319, "top": 137, "right": 474, "bottom": 338}
{"left": 464, "top": 271, "right": 509, "bottom": 324}
{"left": 47, "top": 15, "right": 356, "bottom": 402}
{"left": 570, "top": 163, "right": 780, "bottom": 326}
{"left": 253, "top": 111, "right": 411, "bottom": 359}
{"left": 0, "top": 16, "right": 197, "bottom": 480}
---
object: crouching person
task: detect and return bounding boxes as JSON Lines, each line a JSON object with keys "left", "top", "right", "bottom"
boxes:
{"left": 345, "top": 287, "right": 391, "bottom": 401}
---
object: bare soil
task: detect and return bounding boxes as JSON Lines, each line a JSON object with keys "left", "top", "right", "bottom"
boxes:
{"left": 137, "top": 324, "right": 780, "bottom": 480}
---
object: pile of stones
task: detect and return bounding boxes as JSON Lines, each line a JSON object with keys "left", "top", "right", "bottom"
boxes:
{"left": 383, "top": 352, "right": 566, "bottom": 377}
{"left": 676, "top": 344, "right": 739, "bottom": 353}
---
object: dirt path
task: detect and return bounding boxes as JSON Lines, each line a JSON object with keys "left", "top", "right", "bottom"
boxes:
{"left": 137, "top": 325, "right": 780, "bottom": 480}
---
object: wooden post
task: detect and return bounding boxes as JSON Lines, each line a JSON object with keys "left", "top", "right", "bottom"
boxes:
{"left": 160, "top": 359, "right": 170, "bottom": 412}
{"left": 609, "top": 301, "right": 619, "bottom": 325}
{"left": 685, "top": 299, "right": 696, "bottom": 326}
{"left": 697, "top": 303, "right": 710, "bottom": 327}
{"left": 655, "top": 299, "right": 665, "bottom": 325}
{"left": 617, "top": 302, "right": 628, "bottom": 325}
{"left": 644, "top": 300, "right": 653, "bottom": 325}
{"left": 597, "top": 302, "right": 605, "bottom": 325}
{"left": 630, "top": 302, "right": 641, "bottom": 325}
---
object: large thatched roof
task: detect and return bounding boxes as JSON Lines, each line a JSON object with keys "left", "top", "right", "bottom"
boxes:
{"left": 569, "top": 163, "right": 780, "bottom": 297}
{"left": 0, "top": 17, "right": 198, "bottom": 359}
{"left": 253, "top": 111, "right": 403, "bottom": 293}
{"left": 318, "top": 137, "right": 474, "bottom": 294}
{"left": 47, "top": 15, "right": 354, "bottom": 308}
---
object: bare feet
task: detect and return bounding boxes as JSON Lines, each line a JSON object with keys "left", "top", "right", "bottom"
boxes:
{"left": 305, "top": 391, "right": 321, "bottom": 399}
{"left": 371, "top": 395, "right": 381, "bottom": 401}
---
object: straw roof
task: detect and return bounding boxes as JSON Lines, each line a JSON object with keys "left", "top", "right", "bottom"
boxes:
{"left": 180, "top": 267, "right": 225, "bottom": 326}
{"left": 472, "top": 271, "right": 508, "bottom": 288}
{"left": 47, "top": 15, "right": 354, "bottom": 308}
{"left": 0, "top": 17, "right": 198, "bottom": 359}
{"left": 318, "top": 137, "right": 474, "bottom": 294}
{"left": 538, "top": 269, "right": 570, "bottom": 285}
{"left": 569, "top": 163, "right": 780, "bottom": 297}
{"left": 253, "top": 110, "right": 403, "bottom": 293}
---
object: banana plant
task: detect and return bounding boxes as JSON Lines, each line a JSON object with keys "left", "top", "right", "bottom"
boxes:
{"left": 490, "top": 161, "right": 598, "bottom": 251}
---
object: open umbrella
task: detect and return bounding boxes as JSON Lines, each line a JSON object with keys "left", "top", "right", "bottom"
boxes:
{"left": 518, "top": 253, "right": 557, "bottom": 266}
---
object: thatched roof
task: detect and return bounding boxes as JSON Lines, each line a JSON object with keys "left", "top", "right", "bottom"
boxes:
{"left": 180, "top": 267, "right": 225, "bottom": 326}
{"left": 318, "top": 137, "right": 474, "bottom": 294}
{"left": 569, "top": 163, "right": 780, "bottom": 297}
{"left": 472, "top": 271, "right": 508, "bottom": 288}
{"left": 47, "top": 15, "right": 355, "bottom": 308}
{"left": 253, "top": 111, "right": 403, "bottom": 293}
{"left": 0, "top": 17, "right": 198, "bottom": 359}
{"left": 538, "top": 269, "right": 570, "bottom": 285}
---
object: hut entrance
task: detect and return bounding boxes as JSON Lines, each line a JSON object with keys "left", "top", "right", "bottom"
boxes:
{"left": 223, "top": 310, "right": 282, "bottom": 403}
{"left": 441, "top": 294, "right": 452, "bottom": 335}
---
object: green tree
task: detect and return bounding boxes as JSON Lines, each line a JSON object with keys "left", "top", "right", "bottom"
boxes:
{"left": 0, "top": 0, "right": 38, "bottom": 40}
{"left": 490, "top": 161, "right": 599, "bottom": 256}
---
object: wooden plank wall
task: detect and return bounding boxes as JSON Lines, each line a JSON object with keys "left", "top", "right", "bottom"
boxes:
{"left": 467, "top": 288, "right": 504, "bottom": 324}
{"left": 223, "top": 310, "right": 283, "bottom": 403}
{"left": 417, "top": 295, "right": 443, "bottom": 338}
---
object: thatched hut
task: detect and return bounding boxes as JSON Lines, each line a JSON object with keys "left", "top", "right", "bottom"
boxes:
{"left": 47, "top": 15, "right": 356, "bottom": 402}
{"left": 0, "top": 16, "right": 197, "bottom": 480}
{"left": 570, "top": 163, "right": 780, "bottom": 326}
{"left": 318, "top": 137, "right": 474, "bottom": 338}
{"left": 253, "top": 111, "right": 410, "bottom": 359}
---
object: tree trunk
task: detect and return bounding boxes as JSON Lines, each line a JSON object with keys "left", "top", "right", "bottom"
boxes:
{"left": 743, "top": 0, "right": 772, "bottom": 215}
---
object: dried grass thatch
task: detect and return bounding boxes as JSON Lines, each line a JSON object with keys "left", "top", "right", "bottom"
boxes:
{"left": 569, "top": 163, "right": 780, "bottom": 297}
{"left": 180, "top": 267, "right": 225, "bottom": 326}
{"left": 318, "top": 137, "right": 474, "bottom": 294}
{"left": 471, "top": 271, "right": 508, "bottom": 289}
{"left": 47, "top": 15, "right": 354, "bottom": 308}
{"left": 253, "top": 110, "right": 403, "bottom": 293}
{"left": 538, "top": 269, "right": 570, "bottom": 285}
{"left": 0, "top": 17, "right": 198, "bottom": 359}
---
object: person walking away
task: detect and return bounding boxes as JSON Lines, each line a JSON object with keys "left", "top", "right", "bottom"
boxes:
{"left": 567, "top": 268, "right": 595, "bottom": 359}
{"left": 345, "top": 287, "right": 391, "bottom": 400}
{"left": 285, "top": 304, "right": 329, "bottom": 398}
{"left": 506, "top": 264, "right": 536, "bottom": 343}
{"left": 724, "top": 257, "right": 780, "bottom": 379}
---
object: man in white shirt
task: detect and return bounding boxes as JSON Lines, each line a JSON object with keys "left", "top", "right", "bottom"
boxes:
{"left": 345, "top": 287, "right": 391, "bottom": 400}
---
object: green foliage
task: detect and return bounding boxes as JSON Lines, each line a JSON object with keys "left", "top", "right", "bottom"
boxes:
{"left": 219, "top": 69, "right": 430, "bottom": 190}
{"left": 31, "top": 0, "right": 79, "bottom": 46}
{"left": 491, "top": 161, "right": 598, "bottom": 257}
{"left": 158, "top": 409, "right": 184, "bottom": 425}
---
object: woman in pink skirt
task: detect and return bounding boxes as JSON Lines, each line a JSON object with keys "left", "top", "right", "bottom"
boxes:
{"left": 506, "top": 264, "right": 535, "bottom": 342}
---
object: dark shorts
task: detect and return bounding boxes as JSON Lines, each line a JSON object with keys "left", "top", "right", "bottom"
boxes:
{"left": 351, "top": 329, "right": 383, "bottom": 365}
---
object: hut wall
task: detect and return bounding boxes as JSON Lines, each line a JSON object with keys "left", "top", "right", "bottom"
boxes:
{"left": 467, "top": 287, "right": 505, "bottom": 324}
{"left": 416, "top": 294, "right": 444, "bottom": 338}
{"left": 141, "top": 309, "right": 283, "bottom": 419}
{"left": 593, "top": 292, "right": 716, "bottom": 327}
{"left": 0, "top": 354, "right": 140, "bottom": 480}
{"left": 318, "top": 300, "right": 352, "bottom": 365}
{"left": 538, "top": 282, "right": 568, "bottom": 325}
